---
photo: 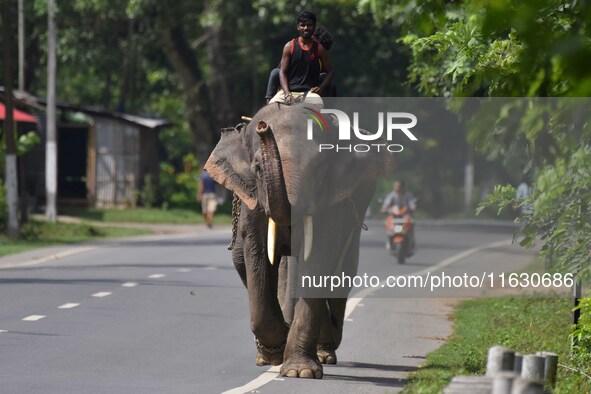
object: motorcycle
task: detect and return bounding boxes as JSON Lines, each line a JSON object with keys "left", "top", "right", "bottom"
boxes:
{"left": 385, "top": 203, "right": 415, "bottom": 264}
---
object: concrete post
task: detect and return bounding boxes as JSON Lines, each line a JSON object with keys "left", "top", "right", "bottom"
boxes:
{"left": 520, "top": 354, "right": 545, "bottom": 382}
{"left": 513, "top": 353, "right": 522, "bottom": 374}
{"left": 512, "top": 377, "right": 545, "bottom": 394}
{"left": 536, "top": 351, "right": 558, "bottom": 388}
{"left": 486, "top": 345, "right": 515, "bottom": 376}
{"left": 492, "top": 372, "right": 517, "bottom": 394}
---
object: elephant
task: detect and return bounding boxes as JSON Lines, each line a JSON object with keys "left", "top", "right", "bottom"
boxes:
{"left": 204, "top": 102, "right": 393, "bottom": 379}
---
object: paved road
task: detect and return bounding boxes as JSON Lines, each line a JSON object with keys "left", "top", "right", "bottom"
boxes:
{"left": 0, "top": 222, "right": 536, "bottom": 393}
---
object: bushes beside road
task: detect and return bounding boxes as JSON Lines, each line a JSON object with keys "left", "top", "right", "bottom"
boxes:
{"left": 401, "top": 297, "right": 591, "bottom": 393}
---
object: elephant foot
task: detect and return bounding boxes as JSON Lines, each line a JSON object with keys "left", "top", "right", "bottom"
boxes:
{"left": 280, "top": 356, "right": 323, "bottom": 379}
{"left": 317, "top": 348, "right": 337, "bottom": 365}
{"left": 255, "top": 339, "right": 284, "bottom": 366}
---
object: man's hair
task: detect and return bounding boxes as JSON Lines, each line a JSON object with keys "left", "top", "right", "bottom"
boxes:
{"left": 313, "top": 26, "right": 333, "bottom": 51}
{"left": 297, "top": 11, "right": 316, "bottom": 25}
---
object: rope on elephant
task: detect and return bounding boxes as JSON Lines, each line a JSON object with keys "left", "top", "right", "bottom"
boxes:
{"left": 228, "top": 192, "right": 241, "bottom": 250}
{"left": 347, "top": 197, "right": 368, "bottom": 231}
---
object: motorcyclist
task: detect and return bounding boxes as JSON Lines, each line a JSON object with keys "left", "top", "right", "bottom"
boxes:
{"left": 381, "top": 180, "right": 416, "bottom": 255}
{"left": 381, "top": 180, "right": 415, "bottom": 214}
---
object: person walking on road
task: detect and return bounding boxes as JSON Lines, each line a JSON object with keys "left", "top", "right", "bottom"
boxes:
{"left": 199, "top": 170, "right": 218, "bottom": 228}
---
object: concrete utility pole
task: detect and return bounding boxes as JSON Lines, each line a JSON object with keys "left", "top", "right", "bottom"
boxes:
{"left": 46, "top": 0, "right": 58, "bottom": 222}
{"left": 18, "top": 0, "right": 24, "bottom": 90}
{"left": 464, "top": 144, "right": 474, "bottom": 212}
{"left": 2, "top": 0, "right": 20, "bottom": 237}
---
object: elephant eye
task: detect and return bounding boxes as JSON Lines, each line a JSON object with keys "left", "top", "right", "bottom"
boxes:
{"left": 255, "top": 164, "right": 262, "bottom": 179}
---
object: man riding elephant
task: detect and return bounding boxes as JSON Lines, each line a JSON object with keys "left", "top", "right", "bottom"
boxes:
{"left": 268, "top": 11, "right": 333, "bottom": 106}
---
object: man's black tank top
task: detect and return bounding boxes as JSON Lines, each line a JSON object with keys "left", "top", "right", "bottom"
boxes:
{"left": 287, "top": 38, "right": 320, "bottom": 92}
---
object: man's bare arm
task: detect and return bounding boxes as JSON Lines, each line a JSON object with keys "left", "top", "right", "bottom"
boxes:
{"left": 279, "top": 42, "right": 293, "bottom": 103}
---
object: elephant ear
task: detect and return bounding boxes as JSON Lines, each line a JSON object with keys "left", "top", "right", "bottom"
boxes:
{"left": 204, "top": 125, "right": 258, "bottom": 210}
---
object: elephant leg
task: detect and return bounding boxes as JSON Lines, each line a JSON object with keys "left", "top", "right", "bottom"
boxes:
{"left": 242, "top": 208, "right": 288, "bottom": 366}
{"left": 280, "top": 297, "right": 324, "bottom": 379}
{"left": 317, "top": 298, "right": 347, "bottom": 364}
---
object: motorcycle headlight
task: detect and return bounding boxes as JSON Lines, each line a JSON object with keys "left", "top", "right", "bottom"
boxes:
{"left": 394, "top": 224, "right": 404, "bottom": 233}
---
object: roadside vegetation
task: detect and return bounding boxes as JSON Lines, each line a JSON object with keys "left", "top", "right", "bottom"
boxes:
{"left": 359, "top": 1, "right": 591, "bottom": 392}
{"left": 400, "top": 258, "right": 591, "bottom": 393}
{"left": 400, "top": 297, "right": 591, "bottom": 393}
{"left": 0, "top": 220, "right": 149, "bottom": 258}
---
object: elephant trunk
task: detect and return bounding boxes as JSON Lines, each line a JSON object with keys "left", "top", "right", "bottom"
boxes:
{"left": 257, "top": 121, "right": 291, "bottom": 227}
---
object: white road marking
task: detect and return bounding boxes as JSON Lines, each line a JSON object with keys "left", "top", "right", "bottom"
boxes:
{"left": 224, "top": 237, "right": 513, "bottom": 394}
{"left": 0, "top": 246, "right": 97, "bottom": 270}
{"left": 177, "top": 268, "right": 192, "bottom": 273}
{"left": 345, "top": 318, "right": 354, "bottom": 322}
{"left": 203, "top": 267, "right": 217, "bottom": 270}
{"left": 148, "top": 274, "right": 165, "bottom": 279}
{"left": 222, "top": 366, "right": 280, "bottom": 394}
{"left": 23, "top": 315, "right": 46, "bottom": 321}
{"left": 0, "top": 232, "right": 215, "bottom": 271}
{"left": 122, "top": 282, "right": 139, "bottom": 287}
{"left": 0, "top": 329, "right": 8, "bottom": 333}
{"left": 58, "top": 303, "right": 80, "bottom": 309}
{"left": 92, "top": 292, "right": 112, "bottom": 298}
{"left": 344, "top": 238, "right": 513, "bottom": 318}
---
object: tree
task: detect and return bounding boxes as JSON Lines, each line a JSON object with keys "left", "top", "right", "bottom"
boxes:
{"left": 360, "top": 0, "right": 591, "bottom": 272}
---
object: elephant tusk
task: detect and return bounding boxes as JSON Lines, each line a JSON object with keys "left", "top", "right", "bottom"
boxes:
{"left": 267, "top": 218, "right": 277, "bottom": 265}
{"left": 304, "top": 215, "right": 313, "bottom": 263}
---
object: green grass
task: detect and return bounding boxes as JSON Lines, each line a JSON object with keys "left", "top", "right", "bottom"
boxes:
{"left": 0, "top": 220, "right": 150, "bottom": 258}
{"left": 60, "top": 207, "right": 232, "bottom": 225}
{"left": 400, "top": 297, "right": 591, "bottom": 393}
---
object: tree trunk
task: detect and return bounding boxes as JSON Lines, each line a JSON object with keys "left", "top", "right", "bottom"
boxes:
{"left": 46, "top": 0, "right": 58, "bottom": 222}
{"left": 117, "top": 20, "right": 136, "bottom": 113}
{"left": 18, "top": 0, "right": 25, "bottom": 91}
{"left": 206, "top": 25, "right": 235, "bottom": 128}
{"left": 159, "top": 26, "right": 215, "bottom": 164}
{"left": 2, "top": 0, "right": 20, "bottom": 238}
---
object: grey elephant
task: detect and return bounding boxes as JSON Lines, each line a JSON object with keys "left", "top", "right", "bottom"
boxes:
{"left": 204, "top": 102, "right": 393, "bottom": 379}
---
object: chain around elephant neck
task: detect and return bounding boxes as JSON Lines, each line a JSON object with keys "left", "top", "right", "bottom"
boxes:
{"left": 228, "top": 192, "right": 241, "bottom": 250}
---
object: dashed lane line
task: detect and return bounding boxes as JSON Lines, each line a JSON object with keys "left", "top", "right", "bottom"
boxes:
{"left": 122, "top": 282, "right": 139, "bottom": 287}
{"left": 148, "top": 274, "right": 165, "bottom": 279}
{"left": 58, "top": 303, "right": 80, "bottom": 309}
{"left": 92, "top": 292, "right": 112, "bottom": 298}
{"left": 22, "top": 315, "right": 46, "bottom": 321}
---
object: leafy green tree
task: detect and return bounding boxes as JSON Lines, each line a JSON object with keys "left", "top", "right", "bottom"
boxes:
{"left": 360, "top": 0, "right": 591, "bottom": 267}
